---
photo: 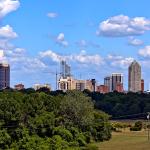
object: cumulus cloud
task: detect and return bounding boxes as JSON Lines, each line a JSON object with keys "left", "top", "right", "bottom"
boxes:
{"left": 0, "top": 0, "right": 20, "bottom": 18}
{"left": 71, "top": 51, "right": 104, "bottom": 65}
{"left": 128, "top": 37, "right": 144, "bottom": 46}
{"left": 107, "top": 54, "right": 134, "bottom": 68}
{"left": 0, "top": 25, "right": 18, "bottom": 39}
{"left": 47, "top": 12, "right": 58, "bottom": 18}
{"left": 39, "top": 50, "right": 104, "bottom": 66}
{"left": 39, "top": 50, "right": 62, "bottom": 62}
{"left": 139, "top": 46, "right": 150, "bottom": 57}
{"left": 97, "top": 15, "right": 150, "bottom": 37}
{"left": 56, "top": 33, "right": 69, "bottom": 47}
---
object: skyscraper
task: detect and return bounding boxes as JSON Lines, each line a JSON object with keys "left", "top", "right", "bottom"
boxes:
{"left": 128, "top": 60, "right": 141, "bottom": 92}
{"left": 111, "top": 73, "right": 123, "bottom": 92}
{"left": 0, "top": 63, "right": 10, "bottom": 89}
{"left": 60, "top": 60, "right": 71, "bottom": 78}
{"left": 104, "top": 76, "right": 112, "bottom": 92}
{"left": 141, "top": 79, "right": 144, "bottom": 92}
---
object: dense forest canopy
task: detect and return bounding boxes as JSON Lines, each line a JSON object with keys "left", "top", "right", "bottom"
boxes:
{"left": 0, "top": 89, "right": 111, "bottom": 150}
{"left": 84, "top": 90, "right": 150, "bottom": 119}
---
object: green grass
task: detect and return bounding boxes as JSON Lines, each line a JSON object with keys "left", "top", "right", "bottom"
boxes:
{"left": 97, "top": 130, "right": 150, "bottom": 150}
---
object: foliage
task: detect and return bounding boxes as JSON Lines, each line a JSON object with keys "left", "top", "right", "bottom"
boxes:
{"left": 84, "top": 91, "right": 150, "bottom": 119}
{"left": 0, "top": 90, "right": 111, "bottom": 149}
{"left": 130, "top": 121, "right": 143, "bottom": 131}
{"left": 84, "top": 144, "right": 98, "bottom": 150}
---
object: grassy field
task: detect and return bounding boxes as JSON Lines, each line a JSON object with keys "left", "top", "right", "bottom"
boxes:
{"left": 97, "top": 130, "right": 150, "bottom": 150}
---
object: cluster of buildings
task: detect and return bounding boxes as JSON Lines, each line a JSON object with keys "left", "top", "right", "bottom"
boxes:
{"left": 0, "top": 62, "right": 51, "bottom": 91}
{"left": 97, "top": 60, "right": 144, "bottom": 93}
{"left": 0, "top": 60, "right": 145, "bottom": 93}
{"left": 58, "top": 60, "right": 96, "bottom": 92}
{"left": 58, "top": 60, "right": 144, "bottom": 93}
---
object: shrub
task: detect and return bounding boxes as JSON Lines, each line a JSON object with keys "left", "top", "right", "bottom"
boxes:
{"left": 76, "top": 133, "right": 87, "bottom": 146}
{"left": 130, "top": 126, "right": 141, "bottom": 131}
{"left": 50, "top": 135, "right": 69, "bottom": 150}
{"left": 84, "top": 144, "right": 98, "bottom": 150}
{"left": 53, "top": 126, "right": 73, "bottom": 142}
{"left": 130, "top": 121, "right": 143, "bottom": 131}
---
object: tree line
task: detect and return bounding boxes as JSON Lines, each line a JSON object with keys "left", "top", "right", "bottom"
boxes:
{"left": 84, "top": 90, "right": 150, "bottom": 119}
{"left": 0, "top": 89, "right": 111, "bottom": 150}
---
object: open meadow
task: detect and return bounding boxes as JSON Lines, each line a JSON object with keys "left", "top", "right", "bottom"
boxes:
{"left": 97, "top": 130, "right": 150, "bottom": 150}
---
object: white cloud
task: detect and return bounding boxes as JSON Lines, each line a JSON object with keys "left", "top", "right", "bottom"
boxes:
{"left": 0, "top": 25, "right": 18, "bottom": 39}
{"left": 56, "top": 33, "right": 69, "bottom": 47}
{"left": 128, "top": 37, "right": 144, "bottom": 46}
{"left": 39, "top": 50, "right": 62, "bottom": 62}
{"left": 47, "top": 12, "right": 58, "bottom": 18}
{"left": 107, "top": 54, "right": 134, "bottom": 68}
{"left": 139, "top": 46, "right": 150, "bottom": 57}
{"left": 39, "top": 50, "right": 104, "bottom": 66}
{"left": 97, "top": 15, "right": 150, "bottom": 37}
{"left": 0, "top": 50, "right": 4, "bottom": 57}
{"left": 71, "top": 51, "right": 104, "bottom": 66}
{"left": 0, "top": 0, "right": 20, "bottom": 18}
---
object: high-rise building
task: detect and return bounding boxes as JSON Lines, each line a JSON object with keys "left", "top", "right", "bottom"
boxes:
{"left": 141, "top": 79, "right": 144, "bottom": 92}
{"left": 111, "top": 73, "right": 123, "bottom": 92}
{"left": 0, "top": 63, "right": 10, "bottom": 89}
{"left": 104, "top": 76, "right": 112, "bottom": 92}
{"left": 128, "top": 60, "right": 141, "bottom": 92}
{"left": 60, "top": 60, "right": 71, "bottom": 78}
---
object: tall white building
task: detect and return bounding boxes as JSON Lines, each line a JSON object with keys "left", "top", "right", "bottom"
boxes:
{"left": 128, "top": 60, "right": 141, "bottom": 92}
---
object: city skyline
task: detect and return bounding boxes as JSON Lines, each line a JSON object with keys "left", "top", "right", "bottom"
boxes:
{"left": 0, "top": 0, "right": 150, "bottom": 90}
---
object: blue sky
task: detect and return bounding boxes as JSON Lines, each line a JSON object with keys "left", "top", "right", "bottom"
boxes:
{"left": 1, "top": 0, "right": 150, "bottom": 90}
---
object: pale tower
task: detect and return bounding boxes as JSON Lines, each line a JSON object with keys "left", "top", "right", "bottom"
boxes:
{"left": 128, "top": 60, "right": 141, "bottom": 92}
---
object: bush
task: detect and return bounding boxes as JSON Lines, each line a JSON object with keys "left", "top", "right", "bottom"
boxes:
{"left": 50, "top": 135, "right": 69, "bottom": 150}
{"left": 130, "top": 126, "right": 141, "bottom": 131}
{"left": 130, "top": 121, "right": 143, "bottom": 131}
{"left": 84, "top": 144, "right": 98, "bottom": 150}
{"left": 53, "top": 126, "right": 73, "bottom": 142}
{"left": 76, "top": 133, "right": 87, "bottom": 146}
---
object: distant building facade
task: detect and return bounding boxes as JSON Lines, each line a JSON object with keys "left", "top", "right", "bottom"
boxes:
{"left": 0, "top": 63, "right": 10, "bottom": 89}
{"left": 115, "top": 83, "right": 123, "bottom": 93}
{"left": 128, "top": 60, "right": 141, "bottom": 92}
{"left": 58, "top": 76, "right": 96, "bottom": 92}
{"left": 141, "top": 79, "right": 144, "bottom": 92}
{"left": 33, "top": 83, "right": 51, "bottom": 91}
{"left": 97, "top": 85, "right": 109, "bottom": 94}
{"left": 14, "top": 84, "right": 24, "bottom": 90}
{"left": 76, "top": 80, "right": 86, "bottom": 91}
{"left": 111, "top": 73, "right": 123, "bottom": 92}
{"left": 58, "top": 76, "right": 75, "bottom": 91}
{"left": 104, "top": 76, "right": 112, "bottom": 92}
